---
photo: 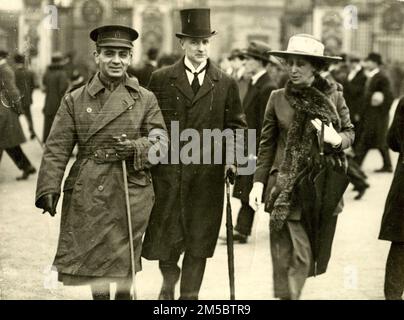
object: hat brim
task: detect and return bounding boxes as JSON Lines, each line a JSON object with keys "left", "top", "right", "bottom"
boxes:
{"left": 175, "top": 31, "right": 217, "bottom": 38}
{"left": 95, "top": 41, "right": 133, "bottom": 49}
{"left": 241, "top": 51, "right": 270, "bottom": 63}
{"left": 268, "top": 50, "right": 342, "bottom": 63}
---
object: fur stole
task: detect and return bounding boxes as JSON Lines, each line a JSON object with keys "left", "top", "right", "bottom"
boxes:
{"left": 267, "top": 76, "right": 341, "bottom": 231}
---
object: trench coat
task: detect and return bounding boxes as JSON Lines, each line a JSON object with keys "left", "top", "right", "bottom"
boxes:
{"left": 357, "top": 71, "right": 393, "bottom": 149}
{"left": 379, "top": 97, "right": 404, "bottom": 242}
{"left": 254, "top": 80, "right": 354, "bottom": 276}
{"left": 0, "top": 62, "right": 25, "bottom": 149}
{"left": 35, "top": 73, "right": 167, "bottom": 279}
{"left": 233, "top": 72, "right": 277, "bottom": 202}
{"left": 142, "top": 59, "right": 247, "bottom": 260}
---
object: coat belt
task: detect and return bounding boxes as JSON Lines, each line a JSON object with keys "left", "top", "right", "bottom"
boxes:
{"left": 77, "top": 147, "right": 122, "bottom": 163}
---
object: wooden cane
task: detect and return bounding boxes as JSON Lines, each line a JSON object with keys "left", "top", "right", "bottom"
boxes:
{"left": 120, "top": 134, "right": 137, "bottom": 300}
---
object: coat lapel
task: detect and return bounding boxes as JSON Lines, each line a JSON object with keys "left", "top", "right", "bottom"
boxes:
{"left": 84, "top": 84, "right": 137, "bottom": 143}
{"left": 192, "top": 62, "right": 219, "bottom": 105}
{"left": 171, "top": 61, "right": 194, "bottom": 102}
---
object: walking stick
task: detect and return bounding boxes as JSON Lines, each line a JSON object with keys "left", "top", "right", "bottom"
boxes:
{"left": 118, "top": 134, "right": 137, "bottom": 300}
{"left": 225, "top": 169, "right": 236, "bottom": 300}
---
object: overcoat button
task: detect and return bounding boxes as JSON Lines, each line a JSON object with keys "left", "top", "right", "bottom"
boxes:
{"left": 98, "top": 185, "right": 104, "bottom": 191}
{"left": 86, "top": 107, "right": 92, "bottom": 113}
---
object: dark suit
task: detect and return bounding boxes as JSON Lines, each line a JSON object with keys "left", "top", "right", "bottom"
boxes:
{"left": 343, "top": 67, "right": 366, "bottom": 144}
{"left": 128, "top": 61, "right": 157, "bottom": 87}
{"left": 379, "top": 98, "right": 404, "bottom": 299}
{"left": 233, "top": 71, "right": 277, "bottom": 236}
{"left": 142, "top": 58, "right": 247, "bottom": 299}
{"left": 355, "top": 70, "right": 394, "bottom": 168}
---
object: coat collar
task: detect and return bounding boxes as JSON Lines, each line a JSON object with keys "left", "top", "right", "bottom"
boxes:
{"left": 83, "top": 74, "right": 138, "bottom": 143}
{"left": 170, "top": 57, "right": 220, "bottom": 103}
{"left": 87, "top": 72, "right": 140, "bottom": 98}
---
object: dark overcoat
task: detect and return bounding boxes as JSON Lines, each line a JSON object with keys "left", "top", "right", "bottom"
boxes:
{"left": 14, "top": 66, "right": 36, "bottom": 108}
{"left": 35, "top": 73, "right": 167, "bottom": 278}
{"left": 343, "top": 67, "right": 366, "bottom": 122}
{"left": 0, "top": 62, "right": 25, "bottom": 149}
{"left": 42, "top": 64, "right": 69, "bottom": 116}
{"left": 357, "top": 71, "right": 394, "bottom": 149}
{"left": 233, "top": 72, "right": 277, "bottom": 202}
{"left": 142, "top": 59, "right": 247, "bottom": 260}
{"left": 379, "top": 98, "right": 404, "bottom": 242}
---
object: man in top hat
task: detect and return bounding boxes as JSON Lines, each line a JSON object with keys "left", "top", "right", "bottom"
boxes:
{"left": 231, "top": 41, "right": 278, "bottom": 243}
{"left": 142, "top": 8, "right": 247, "bottom": 300}
{"left": 42, "top": 52, "right": 69, "bottom": 142}
{"left": 355, "top": 52, "right": 394, "bottom": 172}
{"left": 0, "top": 49, "right": 36, "bottom": 180}
{"left": 35, "top": 25, "right": 168, "bottom": 300}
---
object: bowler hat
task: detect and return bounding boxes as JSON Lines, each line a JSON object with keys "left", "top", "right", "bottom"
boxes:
{"left": 364, "top": 52, "right": 383, "bottom": 65}
{"left": 176, "top": 8, "right": 217, "bottom": 38}
{"left": 268, "top": 34, "right": 342, "bottom": 63}
{"left": 0, "top": 49, "right": 8, "bottom": 59}
{"left": 14, "top": 53, "right": 25, "bottom": 64}
{"left": 228, "top": 49, "right": 244, "bottom": 61}
{"left": 242, "top": 41, "right": 272, "bottom": 62}
{"left": 90, "top": 25, "right": 139, "bottom": 48}
{"left": 51, "top": 52, "right": 65, "bottom": 64}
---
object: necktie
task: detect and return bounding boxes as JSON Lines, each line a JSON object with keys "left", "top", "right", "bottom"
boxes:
{"left": 184, "top": 63, "right": 208, "bottom": 94}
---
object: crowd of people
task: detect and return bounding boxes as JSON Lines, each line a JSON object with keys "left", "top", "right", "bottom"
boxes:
{"left": 0, "top": 7, "right": 403, "bottom": 300}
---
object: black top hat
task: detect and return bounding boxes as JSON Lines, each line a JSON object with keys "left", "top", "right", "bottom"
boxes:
{"left": 365, "top": 52, "right": 383, "bottom": 65}
{"left": 176, "top": 8, "right": 217, "bottom": 38}
{"left": 90, "top": 25, "right": 139, "bottom": 48}
{"left": 242, "top": 41, "right": 271, "bottom": 62}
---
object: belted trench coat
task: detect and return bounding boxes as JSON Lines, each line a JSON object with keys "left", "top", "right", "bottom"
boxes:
{"left": 35, "top": 74, "right": 167, "bottom": 279}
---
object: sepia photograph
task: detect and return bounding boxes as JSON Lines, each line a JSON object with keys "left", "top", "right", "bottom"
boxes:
{"left": 0, "top": 0, "right": 403, "bottom": 303}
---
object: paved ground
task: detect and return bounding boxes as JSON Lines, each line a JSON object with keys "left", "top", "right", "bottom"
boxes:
{"left": 0, "top": 91, "right": 398, "bottom": 300}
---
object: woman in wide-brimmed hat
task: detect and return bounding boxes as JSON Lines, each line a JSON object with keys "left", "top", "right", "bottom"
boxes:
{"left": 248, "top": 34, "right": 355, "bottom": 299}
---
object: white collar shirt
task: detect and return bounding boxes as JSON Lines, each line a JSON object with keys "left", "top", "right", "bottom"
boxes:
{"left": 251, "top": 69, "right": 267, "bottom": 86}
{"left": 366, "top": 67, "right": 380, "bottom": 79}
{"left": 184, "top": 56, "right": 207, "bottom": 86}
{"left": 347, "top": 65, "right": 362, "bottom": 82}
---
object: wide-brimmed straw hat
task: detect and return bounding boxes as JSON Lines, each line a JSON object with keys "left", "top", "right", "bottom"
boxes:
{"left": 268, "top": 34, "right": 342, "bottom": 63}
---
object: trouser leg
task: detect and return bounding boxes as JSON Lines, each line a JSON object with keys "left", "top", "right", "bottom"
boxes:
{"left": 270, "top": 221, "right": 311, "bottom": 300}
{"left": 43, "top": 114, "right": 55, "bottom": 143}
{"left": 158, "top": 251, "right": 181, "bottom": 300}
{"left": 90, "top": 282, "right": 110, "bottom": 300}
{"left": 115, "top": 278, "right": 132, "bottom": 300}
{"left": 384, "top": 242, "right": 404, "bottom": 300}
{"left": 23, "top": 104, "right": 34, "bottom": 135}
{"left": 179, "top": 252, "right": 207, "bottom": 300}
{"left": 5, "top": 146, "right": 33, "bottom": 171}
{"left": 379, "top": 146, "right": 392, "bottom": 169}
{"left": 354, "top": 144, "right": 369, "bottom": 167}
{"left": 235, "top": 201, "right": 255, "bottom": 236}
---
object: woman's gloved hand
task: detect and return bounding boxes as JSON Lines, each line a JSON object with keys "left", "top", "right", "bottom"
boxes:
{"left": 311, "top": 118, "right": 342, "bottom": 148}
{"left": 37, "top": 193, "right": 60, "bottom": 217}
{"left": 249, "top": 182, "right": 264, "bottom": 211}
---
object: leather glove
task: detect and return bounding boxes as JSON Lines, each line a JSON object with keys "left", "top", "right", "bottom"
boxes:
{"left": 249, "top": 182, "right": 264, "bottom": 211}
{"left": 37, "top": 193, "right": 60, "bottom": 217}
{"left": 311, "top": 118, "right": 342, "bottom": 148}
{"left": 112, "top": 134, "right": 135, "bottom": 160}
{"left": 224, "top": 164, "right": 237, "bottom": 184}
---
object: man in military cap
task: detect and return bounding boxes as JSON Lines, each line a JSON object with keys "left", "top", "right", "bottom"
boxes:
{"left": 35, "top": 25, "right": 168, "bottom": 300}
{"left": 142, "top": 8, "right": 247, "bottom": 300}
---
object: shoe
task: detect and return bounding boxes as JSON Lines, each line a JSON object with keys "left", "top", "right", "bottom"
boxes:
{"left": 354, "top": 184, "right": 369, "bottom": 200}
{"left": 16, "top": 166, "right": 36, "bottom": 181}
{"left": 374, "top": 167, "right": 393, "bottom": 173}
{"left": 30, "top": 132, "right": 36, "bottom": 140}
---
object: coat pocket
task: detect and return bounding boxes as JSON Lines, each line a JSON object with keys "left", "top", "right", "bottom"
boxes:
{"left": 127, "top": 170, "right": 152, "bottom": 186}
